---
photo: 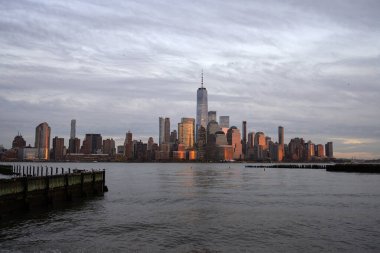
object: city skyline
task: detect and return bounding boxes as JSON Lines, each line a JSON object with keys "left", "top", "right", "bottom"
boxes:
{"left": 0, "top": 1, "right": 379, "bottom": 159}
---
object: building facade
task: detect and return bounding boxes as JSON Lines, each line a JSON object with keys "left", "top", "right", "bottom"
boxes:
{"left": 196, "top": 73, "right": 208, "bottom": 138}
{"left": 35, "top": 122, "right": 51, "bottom": 160}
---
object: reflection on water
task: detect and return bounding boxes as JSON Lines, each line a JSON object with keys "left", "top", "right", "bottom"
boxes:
{"left": 1, "top": 162, "right": 380, "bottom": 252}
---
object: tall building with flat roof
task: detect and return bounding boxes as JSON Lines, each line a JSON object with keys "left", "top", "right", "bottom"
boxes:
{"left": 52, "top": 136, "right": 65, "bottom": 161}
{"left": 325, "top": 142, "right": 333, "bottom": 158}
{"left": 159, "top": 117, "right": 170, "bottom": 146}
{"left": 208, "top": 111, "right": 216, "bottom": 124}
{"left": 35, "top": 122, "right": 51, "bottom": 160}
{"left": 70, "top": 119, "right": 76, "bottom": 139}
{"left": 219, "top": 116, "right": 229, "bottom": 128}
{"left": 242, "top": 121, "right": 247, "bottom": 157}
{"left": 278, "top": 126, "right": 284, "bottom": 145}
{"left": 178, "top": 117, "right": 195, "bottom": 149}
{"left": 227, "top": 126, "right": 242, "bottom": 160}
{"left": 82, "top": 134, "right": 102, "bottom": 154}
{"left": 196, "top": 72, "right": 208, "bottom": 138}
{"left": 124, "top": 131, "right": 133, "bottom": 159}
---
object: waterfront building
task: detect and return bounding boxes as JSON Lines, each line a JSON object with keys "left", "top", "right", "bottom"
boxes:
{"left": 208, "top": 111, "right": 217, "bottom": 124}
{"left": 18, "top": 146, "right": 38, "bottom": 160}
{"left": 316, "top": 144, "right": 324, "bottom": 157}
{"left": 188, "top": 150, "right": 197, "bottom": 160}
{"left": 52, "top": 136, "right": 65, "bottom": 161}
{"left": 81, "top": 134, "right": 102, "bottom": 154}
{"left": 246, "top": 132, "right": 255, "bottom": 160}
{"left": 147, "top": 137, "right": 154, "bottom": 150}
{"left": 103, "top": 138, "right": 116, "bottom": 155}
{"left": 219, "top": 116, "right": 230, "bottom": 128}
{"left": 68, "top": 138, "right": 80, "bottom": 153}
{"left": 12, "top": 134, "right": 26, "bottom": 149}
{"left": 157, "top": 143, "right": 170, "bottom": 161}
{"left": 207, "top": 120, "right": 220, "bottom": 137}
{"left": 69, "top": 119, "right": 79, "bottom": 153}
{"left": 178, "top": 118, "right": 195, "bottom": 149}
{"left": 70, "top": 119, "right": 76, "bottom": 139}
{"left": 164, "top": 118, "right": 170, "bottom": 144}
{"left": 215, "top": 131, "right": 228, "bottom": 145}
{"left": 117, "top": 145, "right": 125, "bottom": 154}
{"left": 159, "top": 117, "right": 170, "bottom": 146}
{"left": 124, "top": 131, "right": 133, "bottom": 160}
{"left": 305, "top": 141, "right": 315, "bottom": 161}
{"left": 170, "top": 130, "right": 177, "bottom": 144}
{"left": 325, "top": 142, "right": 333, "bottom": 158}
{"left": 134, "top": 140, "right": 147, "bottom": 161}
{"left": 278, "top": 126, "right": 284, "bottom": 145}
{"left": 278, "top": 126, "right": 285, "bottom": 161}
{"left": 196, "top": 126, "right": 206, "bottom": 161}
{"left": 253, "top": 132, "right": 267, "bottom": 161}
{"left": 227, "top": 126, "right": 243, "bottom": 160}
{"left": 196, "top": 72, "right": 208, "bottom": 139}
{"left": 288, "top": 138, "right": 306, "bottom": 161}
{"left": 216, "top": 145, "right": 233, "bottom": 161}
{"left": 242, "top": 121, "right": 247, "bottom": 157}
{"left": 35, "top": 122, "right": 51, "bottom": 160}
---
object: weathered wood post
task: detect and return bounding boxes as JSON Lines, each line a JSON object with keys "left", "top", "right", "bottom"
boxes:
{"left": 80, "top": 172, "right": 84, "bottom": 197}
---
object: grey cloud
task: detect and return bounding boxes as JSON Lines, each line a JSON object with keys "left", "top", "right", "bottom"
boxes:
{"left": 0, "top": 0, "right": 379, "bottom": 158}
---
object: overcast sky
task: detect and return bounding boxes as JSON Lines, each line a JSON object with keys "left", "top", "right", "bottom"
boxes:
{"left": 1, "top": 0, "right": 379, "bottom": 159}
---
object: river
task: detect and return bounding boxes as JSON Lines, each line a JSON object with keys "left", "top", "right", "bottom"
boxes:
{"left": 1, "top": 163, "right": 379, "bottom": 252}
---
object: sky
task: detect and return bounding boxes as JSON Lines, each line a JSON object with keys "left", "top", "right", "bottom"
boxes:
{"left": 0, "top": 0, "right": 379, "bottom": 159}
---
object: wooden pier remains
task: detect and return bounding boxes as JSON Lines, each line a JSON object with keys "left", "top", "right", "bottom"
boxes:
{"left": 0, "top": 164, "right": 107, "bottom": 216}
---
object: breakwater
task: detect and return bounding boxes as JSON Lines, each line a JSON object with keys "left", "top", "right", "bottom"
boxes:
{"left": 0, "top": 165, "right": 107, "bottom": 216}
{"left": 326, "top": 163, "right": 380, "bottom": 173}
{"left": 245, "top": 164, "right": 330, "bottom": 169}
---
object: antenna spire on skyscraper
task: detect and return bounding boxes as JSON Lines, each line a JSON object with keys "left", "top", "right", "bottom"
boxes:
{"left": 201, "top": 70, "right": 204, "bottom": 88}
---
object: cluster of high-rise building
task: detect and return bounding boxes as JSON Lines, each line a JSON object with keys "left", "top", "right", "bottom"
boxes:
{"left": 0, "top": 74, "right": 333, "bottom": 162}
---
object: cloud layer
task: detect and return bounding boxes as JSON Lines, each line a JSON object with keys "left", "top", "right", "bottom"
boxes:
{"left": 1, "top": 0, "right": 379, "bottom": 158}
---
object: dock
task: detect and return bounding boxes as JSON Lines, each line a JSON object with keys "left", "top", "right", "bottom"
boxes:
{"left": 0, "top": 164, "right": 107, "bottom": 216}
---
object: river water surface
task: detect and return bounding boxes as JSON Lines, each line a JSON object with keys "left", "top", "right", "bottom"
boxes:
{"left": 1, "top": 163, "right": 380, "bottom": 252}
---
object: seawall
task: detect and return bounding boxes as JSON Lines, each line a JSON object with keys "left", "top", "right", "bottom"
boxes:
{"left": 0, "top": 170, "right": 106, "bottom": 216}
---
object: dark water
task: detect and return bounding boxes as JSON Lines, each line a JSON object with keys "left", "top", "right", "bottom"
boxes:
{"left": 1, "top": 163, "right": 380, "bottom": 252}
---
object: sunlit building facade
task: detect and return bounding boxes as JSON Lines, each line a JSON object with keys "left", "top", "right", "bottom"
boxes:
{"left": 35, "top": 122, "right": 51, "bottom": 160}
{"left": 178, "top": 118, "right": 195, "bottom": 149}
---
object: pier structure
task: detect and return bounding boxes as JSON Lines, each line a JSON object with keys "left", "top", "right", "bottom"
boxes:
{"left": 0, "top": 165, "right": 107, "bottom": 216}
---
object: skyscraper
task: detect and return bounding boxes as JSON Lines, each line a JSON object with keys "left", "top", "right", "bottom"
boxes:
{"left": 278, "top": 126, "right": 284, "bottom": 145}
{"left": 242, "top": 121, "right": 247, "bottom": 157}
{"left": 219, "top": 116, "right": 229, "bottom": 128}
{"left": 227, "top": 126, "right": 243, "bottom": 160}
{"left": 164, "top": 118, "right": 170, "bottom": 144}
{"left": 159, "top": 117, "right": 170, "bottom": 146}
{"left": 81, "top": 134, "right": 102, "bottom": 154}
{"left": 70, "top": 119, "right": 76, "bottom": 139}
{"left": 124, "top": 131, "right": 133, "bottom": 159}
{"left": 159, "top": 117, "right": 164, "bottom": 146}
{"left": 35, "top": 122, "right": 51, "bottom": 160}
{"left": 69, "top": 119, "right": 80, "bottom": 153}
{"left": 208, "top": 111, "right": 216, "bottom": 124}
{"left": 196, "top": 72, "right": 208, "bottom": 138}
{"left": 178, "top": 117, "right": 195, "bottom": 149}
{"left": 325, "top": 142, "right": 333, "bottom": 158}
{"left": 52, "top": 136, "right": 64, "bottom": 161}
